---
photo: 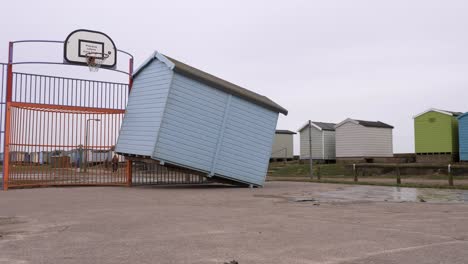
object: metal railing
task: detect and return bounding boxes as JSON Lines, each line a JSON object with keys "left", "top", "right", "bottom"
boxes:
{"left": 1, "top": 39, "right": 134, "bottom": 190}
{"left": 132, "top": 161, "right": 209, "bottom": 185}
{"left": 11, "top": 72, "right": 128, "bottom": 109}
{"left": 0, "top": 64, "right": 7, "bottom": 190}
{"left": 350, "top": 163, "right": 468, "bottom": 186}
{"left": 5, "top": 72, "right": 128, "bottom": 188}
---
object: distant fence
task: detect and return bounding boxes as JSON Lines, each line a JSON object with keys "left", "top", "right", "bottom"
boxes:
{"left": 349, "top": 163, "right": 468, "bottom": 186}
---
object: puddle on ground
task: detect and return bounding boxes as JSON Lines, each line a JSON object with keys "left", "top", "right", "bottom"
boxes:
{"left": 257, "top": 186, "right": 468, "bottom": 204}
{"left": 315, "top": 186, "right": 468, "bottom": 203}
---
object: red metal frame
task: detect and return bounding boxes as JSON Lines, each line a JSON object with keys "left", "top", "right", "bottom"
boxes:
{"left": 11, "top": 102, "right": 126, "bottom": 114}
{"left": 3, "top": 42, "right": 13, "bottom": 190}
{"left": 127, "top": 57, "right": 133, "bottom": 184}
{"left": 2, "top": 39, "right": 133, "bottom": 190}
{"left": 7, "top": 106, "right": 127, "bottom": 188}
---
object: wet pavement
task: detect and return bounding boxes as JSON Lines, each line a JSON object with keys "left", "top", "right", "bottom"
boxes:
{"left": 258, "top": 183, "right": 468, "bottom": 204}
{"left": 1, "top": 182, "right": 468, "bottom": 264}
{"left": 317, "top": 185, "right": 468, "bottom": 203}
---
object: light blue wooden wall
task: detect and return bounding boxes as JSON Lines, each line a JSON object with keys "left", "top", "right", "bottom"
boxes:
{"left": 154, "top": 71, "right": 278, "bottom": 186}
{"left": 116, "top": 60, "right": 173, "bottom": 156}
{"left": 214, "top": 96, "right": 278, "bottom": 186}
{"left": 118, "top": 58, "right": 280, "bottom": 186}
{"left": 153, "top": 73, "right": 228, "bottom": 171}
{"left": 458, "top": 113, "right": 468, "bottom": 160}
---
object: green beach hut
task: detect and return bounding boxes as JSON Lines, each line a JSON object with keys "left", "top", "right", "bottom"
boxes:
{"left": 413, "top": 108, "right": 462, "bottom": 162}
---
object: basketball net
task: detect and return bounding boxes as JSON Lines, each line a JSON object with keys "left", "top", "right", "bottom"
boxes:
{"left": 85, "top": 52, "right": 109, "bottom": 72}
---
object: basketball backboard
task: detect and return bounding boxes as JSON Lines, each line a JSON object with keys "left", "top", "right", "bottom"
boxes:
{"left": 64, "top": 29, "right": 117, "bottom": 69}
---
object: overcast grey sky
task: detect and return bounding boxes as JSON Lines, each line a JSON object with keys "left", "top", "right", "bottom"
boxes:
{"left": 1, "top": 0, "right": 468, "bottom": 154}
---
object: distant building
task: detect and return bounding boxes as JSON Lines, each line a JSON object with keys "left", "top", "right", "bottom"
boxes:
{"left": 9, "top": 151, "right": 28, "bottom": 163}
{"left": 335, "top": 118, "right": 393, "bottom": 161}
{"left": 271, "top": 130, "right": 296, "bottom": 160}
{"left": 298, "top": 121, "right": 336, "bottom": 161}
{"left": 414, "top": 108, "right": 462, "bottom": 163}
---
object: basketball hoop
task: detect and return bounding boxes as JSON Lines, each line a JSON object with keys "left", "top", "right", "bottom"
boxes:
{"left": 85, "top": 52, "right": 110, "bottom": 72}
{"left": 64, "top": 30, "right": 118, "bottom": 70}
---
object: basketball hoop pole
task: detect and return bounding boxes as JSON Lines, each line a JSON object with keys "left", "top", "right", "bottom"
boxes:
{"left": 128, "top": 57, "right": 133, "bottom": 91}
{"left": 126, "top": 56, "right": 134, "bottom": 186}
{"left": 3, "top": 42, "right": 13, "bottom": 190}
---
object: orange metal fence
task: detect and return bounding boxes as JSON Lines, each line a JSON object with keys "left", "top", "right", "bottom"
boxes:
{"left": 0, "top": 64, "right": 6, "bottom": 190}
{"left": 4, "top": 72, "right": 129, "bottom": 188}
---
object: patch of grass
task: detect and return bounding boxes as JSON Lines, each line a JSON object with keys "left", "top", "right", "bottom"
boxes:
{"left": 269, "top": 163, "right": 310, "bottom": 176}
{"left": 268, "top": 163, "right": 351, "bottom": 177}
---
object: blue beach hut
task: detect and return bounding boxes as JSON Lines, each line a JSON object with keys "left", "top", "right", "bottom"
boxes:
{"left": 458, "top": 113, "right": 468, "bottom": 161}
{"left": 116, "top": 52, "right": 288, "bottom": 186}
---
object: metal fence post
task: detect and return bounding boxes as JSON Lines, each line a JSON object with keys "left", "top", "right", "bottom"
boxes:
{"left": 126, "top": 160, "right": 133, "bottom": 186}
{"left": 308, "top": 120, "right": 313, "bottom": 180}
{"left": 3, "top": 42, "right": 13, "bottom": 191}
{"left": 125, "top": 56, "right": 134, "bottom": 187}
{"left": 448, "top": 164, "right": 453, "bottom": 186}
{"left": 128, "top": 57, "right": 134, "bottom": 92}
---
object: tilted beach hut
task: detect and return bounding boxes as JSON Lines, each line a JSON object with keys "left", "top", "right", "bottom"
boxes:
{"left": 116, "top": 52, "right": 288, "bottom": 186}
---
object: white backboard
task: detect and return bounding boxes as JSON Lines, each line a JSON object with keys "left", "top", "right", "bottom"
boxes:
{"left": 64, "top": 29, "right": 117, "bottom": 68}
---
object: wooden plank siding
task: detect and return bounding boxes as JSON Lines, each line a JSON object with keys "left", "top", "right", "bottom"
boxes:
{"left": 452, "top": 116, "right": 460, "bottom": 154}
{"left": 116, "top": 60, "right": 173, "bottom": 156}
{"left": 299, "top": 126, "right": 335, "bottom": 160}
{"left": 299, "top": 126, "right": 323, "bottom": 159}
{"left": 336, "top": 122, "right": 393, "bottom": 157}
{"left": 323, "top": 130, "right": 336, "bottom": 159}
{"left": 271, "top": 134, "right": 294, "bottom": 159}
{"left": 154, "top": 73, "right": 228, "bottom": 171}
{"left": 458, "top": 113, "right": 468, "bottom": 160}
{"left": 215, "top": 96, "right": 278, "bottom": 186}
{"left": 117, "top": 55, "right": 283, "bottom": 186}
{"left": 151, "top": 72, "right": 278, "bottom": 186}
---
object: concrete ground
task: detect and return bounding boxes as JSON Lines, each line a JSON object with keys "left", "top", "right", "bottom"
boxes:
{"left": 1, "top": 182, "right": 468, "bottom": 264}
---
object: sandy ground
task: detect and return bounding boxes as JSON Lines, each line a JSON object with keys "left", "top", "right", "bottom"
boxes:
{"left": 1, "top": 182, "right": 468, "bottom": 264}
